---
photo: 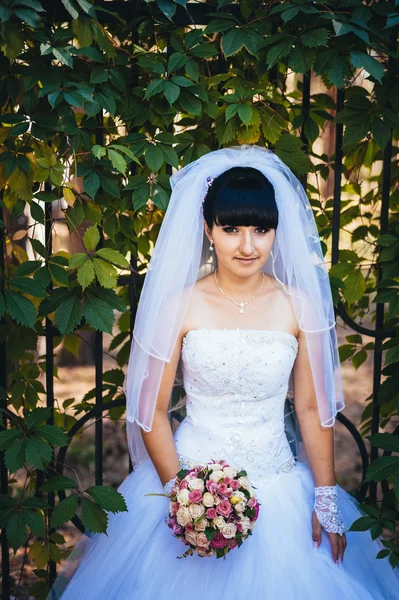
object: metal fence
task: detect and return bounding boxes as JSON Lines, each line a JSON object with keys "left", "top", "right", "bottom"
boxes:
{"left": 0, "top": 2, "right": 396, "bottom": 598}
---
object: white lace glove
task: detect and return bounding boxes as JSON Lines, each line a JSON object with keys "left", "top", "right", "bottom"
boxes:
{"left": 163, "top": 477, "right": 177, "bottom": 495}
{"left": 313, "top": 485, "right": 346, "bottom": 536}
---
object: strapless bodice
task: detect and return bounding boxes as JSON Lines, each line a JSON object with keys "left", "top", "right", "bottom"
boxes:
{"left": 173, "top": 329, "right": 299, "bottom": 487}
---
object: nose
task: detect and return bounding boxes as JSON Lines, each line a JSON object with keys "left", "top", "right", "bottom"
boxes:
{"left": 239, "top": 232, "right": 256, "bottom": 255}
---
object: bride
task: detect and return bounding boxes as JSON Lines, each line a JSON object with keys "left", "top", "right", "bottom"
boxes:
{"left": 48, "top": 146, "right": 399, "bottom": 599}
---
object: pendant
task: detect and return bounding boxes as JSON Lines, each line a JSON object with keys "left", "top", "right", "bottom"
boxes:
{"left": 239, "top": 303, "right": 245, "bottom": 314}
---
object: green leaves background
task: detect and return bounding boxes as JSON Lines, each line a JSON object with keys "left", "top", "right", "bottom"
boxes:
{"left": 0, "top": 0, "right": 398, "bottom": 592}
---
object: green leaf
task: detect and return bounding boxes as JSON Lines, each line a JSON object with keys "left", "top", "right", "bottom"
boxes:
{"left": 30, "top": 201, "right": 45, "bottom": 225}
{"left": 84, "top": 295, "right": 114, "bottom": 334}
{"left": 145, "top": 144, "right": 164, "bottom": 172}
{"left": 95, "top": 248, "right": 129, "bottom": 268}
{"left": 50, "top": 494, "right": 79, "bottom": 528}
{"left": 83, "top": 170, "right": 100, "bottom": 199}
{"left": 350, "top": 52, "right": 384, "bottom": 84}
{"left": 34, "top": 425, "right": 68, "bottom": 447}
{"left": 352, "top": 349, "right": 367, "bottom": 369}
{"left": 107, "top": 149, "right": 127, "bottom": 175}
{"left": 5, "top": 290, "right": 37, "bottom": 328}
{"left": 0, "top": 428, "right": 23, "bottom": 451}
{"left": 342, "top": 269, "right": 365, "bottom": 305}
{"left": 5, "top": 438, "right": 26, "bottom": 473}
{"left": 81, "top": 496, "right": 108, "bottom": 533}
{"left": 62, "top": 0, "right": 79, "bottom": 19}
{"left": 23, "top": 509, "right": 45, "bottom": 539}
{"left": 26, "top": 407, "right": 52, "bottom": 430}
{"left": 370, "top": 117, "right": 391, "bottom": 150}
{"left": 25, "top": 435, "right": 52, "bottom": 470}
{"left": 69, "top": 253, "right": 87, "bottom": 269}
{"left": 86, "top": 486, "right": 128, "bottom": 513}
{"left": 54, "top": 293, "right": 83, "bottom": 335}
{"left": 164, "top": 81, "right": 180, "bottom": 105}
{"left": 92, "top": 145, "right": 107, "bottom": 159}
{"left": 53, "top": 47, "right": 73, "bottom": 69}
{"left": 266, "top": 41, "right": 293, "bottom": 68}
{"left": 6, "top": 512, "right": 26, "bottom": 551}
{"left": 144, "top": 79, "right": 165, "bottom": 99}
{"left": 237, "top": 104, "right": 252, "bottom": 126}
{"left": 84, "top": 224, "right": 100, "bottom": 252}
{"left": 10, "top": 277, "right": 46, "bottom": 298}
{"left": 348, "top": 516, "right": 376, "bottom": 532}
{"left": 39, "top": 475, "right": 77, "bottom": 492}
{"left": 92, "top": 258, "right": 117, "bottom": 288}
{"left": 78, "top": 259, "right": 95, "bottom": 290}
{"left": 369, "top": 433, "right": 399, "bottom": 453}
{"left": 365, "top": 456, "right": 399, "bottom": 482}
{"left": 301, "top": 28, "right": 329, "bottom": 48}
{"left": 29, "top": 237, "right": 48, "bottom": 259}
{"left": 221, "top": 28, "right": 246, "bottom": 57}
{"left": 168, "top": 52, "right": 186, "bottom": 73}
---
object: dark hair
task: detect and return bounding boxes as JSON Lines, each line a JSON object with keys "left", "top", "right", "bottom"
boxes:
{"left": 202, "top": 166, "right": 278, "bottom": 231}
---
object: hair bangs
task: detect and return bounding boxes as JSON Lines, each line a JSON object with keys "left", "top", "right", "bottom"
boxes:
{"left": 203, "top": 166, "right": 278, "bottom": 231}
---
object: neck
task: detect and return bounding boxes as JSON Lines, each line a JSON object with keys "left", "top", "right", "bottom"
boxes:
{"left": 214, "top": 267, "right": 263, "bottom": 300}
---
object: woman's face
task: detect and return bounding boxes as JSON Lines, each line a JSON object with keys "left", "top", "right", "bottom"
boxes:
{"left": 204, "top": 220, "right": 276, "bottom": 274}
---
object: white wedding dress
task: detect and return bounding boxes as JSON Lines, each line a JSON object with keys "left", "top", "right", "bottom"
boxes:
{"left": 48, "top": 329, "right": 399, "bottom": 600}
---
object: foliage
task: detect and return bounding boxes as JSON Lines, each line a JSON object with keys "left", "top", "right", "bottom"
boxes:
{"left": 0, "top": 0, "right": 398, "bottom": 595}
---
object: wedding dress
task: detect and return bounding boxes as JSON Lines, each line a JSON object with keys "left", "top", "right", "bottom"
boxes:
{"left": 49, "top": 329, "right": 399, "bottom": 600}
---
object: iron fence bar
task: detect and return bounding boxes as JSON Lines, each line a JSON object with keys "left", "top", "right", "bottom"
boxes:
{"left": 0, "top": 196, "right": 10, "bottom": 600}
{"left": 369, "top": 129, "right": 393, "bottom": 502}
{"left": 44, "top": 194, "right": 57, "bottom": 585}
{"left": 95, "top": 112, "right": 104, "bottom": 487}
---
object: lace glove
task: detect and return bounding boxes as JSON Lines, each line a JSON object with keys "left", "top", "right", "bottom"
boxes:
{"left": 163, "top": 477, "right": 177, "bottom": 495}
{"left": 313, "top": 485, "right": 346, "bottom": 536}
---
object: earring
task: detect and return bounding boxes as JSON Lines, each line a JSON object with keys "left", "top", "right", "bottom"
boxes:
{"left": 209, "top": 240, "right": 214, "bottom": 251}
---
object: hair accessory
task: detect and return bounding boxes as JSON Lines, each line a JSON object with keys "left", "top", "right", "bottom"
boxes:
{"left": 206, "top": 176, "right": 214, "bottom": 187}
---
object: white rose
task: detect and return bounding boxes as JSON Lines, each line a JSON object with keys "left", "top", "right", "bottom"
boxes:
{"left": 240, "top": 516, "right": 251, "bottom": 534}
{"left": 194, "top": 518, "right": 208, "bottom": 531}
{"left": 189, "top": 503, "right": 205, "bottom": 519}
{"left": 176, "top": 506, "right": 192, "bottom": 527}
{"left": 235, "top": 502, "right": 245, "bottom": 513}
{"left": 234, "top": 490, "right": 247, "bottom": 502}
{"left": 213, "top": 516, "right": 226, "bottom": 529}
{"left": 221, "top": 523, "right": 237, "bottom": 539}
{"left": 223, "top": 466, "right": 237, "bottom": 478}
{"left": 176, "top": 488, "right": 190, "bottom": 506}
{"left": 196, "top": 532, "right": 210, "bottom": 547}
{"left": 209, "top": 463, "right": 224, "bottom": 471}
{"left": 238, "top": 476, "right": 251, "bottom": 490}
{"left": 188, "top": 477, "right": 205, "bottom": 492}
{"left": 202, "top": 492, "right": 215, "bottom": 507}
{"left": 209, "top": 470, "right": 225, "bottom": 482}
{"left": 185, "top": 530, "right": 198, "bottom": 546}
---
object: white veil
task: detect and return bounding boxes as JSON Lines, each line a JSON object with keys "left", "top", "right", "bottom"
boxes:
{"left": 123, "top": 145, "right": 345, "bottom": 469}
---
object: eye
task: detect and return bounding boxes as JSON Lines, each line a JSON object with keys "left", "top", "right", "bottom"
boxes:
{"left": 221, "top": 226, "right": 270, "bottom": 234}
{"left": 222, "top": 226, "right": 237, "bottom": 233}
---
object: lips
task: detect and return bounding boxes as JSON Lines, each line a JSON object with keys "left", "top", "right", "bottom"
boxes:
{"left": 236, "top": 258, "right": 257, "bottom": 262}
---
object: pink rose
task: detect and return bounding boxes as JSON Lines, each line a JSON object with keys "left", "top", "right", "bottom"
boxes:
{"left": 210, "top": 532, "right": 229, "bottom": 549}
{"left": 186, "top": 523, "right": 194, "bottom": 531}
{"left": 206, "top": 480, "right": 219, "bottom": 494}
{"left": 247, "top": 497, "right": 257, "bottom": 508}
{"left": 254, "top": 504, "right": 260, "bottom": 520}
{"left": 230, "top": 480, "right": 240, "bottom": 490}
{"left": 229, "top": 539, "right": 238, "bottom": 549}
{"left": 218, "top": 483, "right": 228, "bottom": 495}
{"left": 223, "top": 477, "right": 232, "bottom": 485}
{"left": 171, "top": 501, "right": 180, "bottom": 514}
{"left": 173, "top": 524, "right": 184, "bottom": 535}
{"left": 216, "top": 501, "right": 233, "bottom": 517}
{"left": 188, "top": 490, "right": 203, "bottom": 503}
{"left": 206, "top": 508, "right": 217, "bottom": 519}
{"left": 179, "top": 480, "right": 188, "bottom": 490}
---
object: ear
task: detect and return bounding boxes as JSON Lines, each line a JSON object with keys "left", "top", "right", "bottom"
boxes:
{"left": 204, "top": 220, "right": 213, "bottom": 242}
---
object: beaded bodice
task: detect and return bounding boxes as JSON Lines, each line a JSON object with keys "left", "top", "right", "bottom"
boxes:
{"left": 173, "top": 329, "right": 299, "bottom": 487}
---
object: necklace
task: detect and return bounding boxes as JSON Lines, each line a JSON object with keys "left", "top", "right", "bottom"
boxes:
{"left": 213, "top": 268, "right": 264, "bottom": 314}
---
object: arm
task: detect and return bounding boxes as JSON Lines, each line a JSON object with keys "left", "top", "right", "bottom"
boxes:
{"left": 292, "top": 326, "right": 347, "bottom": 563}
{"left": 292, "top": 326, "right": 335, "bottom": 487}
{"left": 141, "top": 331, "right": 184, "bottom": 488}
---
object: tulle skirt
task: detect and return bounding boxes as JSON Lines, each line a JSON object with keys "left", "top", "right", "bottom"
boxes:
{"left": 47, "top": 456, "right": 399, "bottom": 600}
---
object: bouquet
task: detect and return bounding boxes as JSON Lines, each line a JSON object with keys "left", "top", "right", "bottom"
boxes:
{"left": 147, "top": 459, "right": 260, "bottom": 559}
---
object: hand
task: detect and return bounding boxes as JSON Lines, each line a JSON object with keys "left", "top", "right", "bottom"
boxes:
{"left": 312, "top": 509, "right": 347, "bottom": 564}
